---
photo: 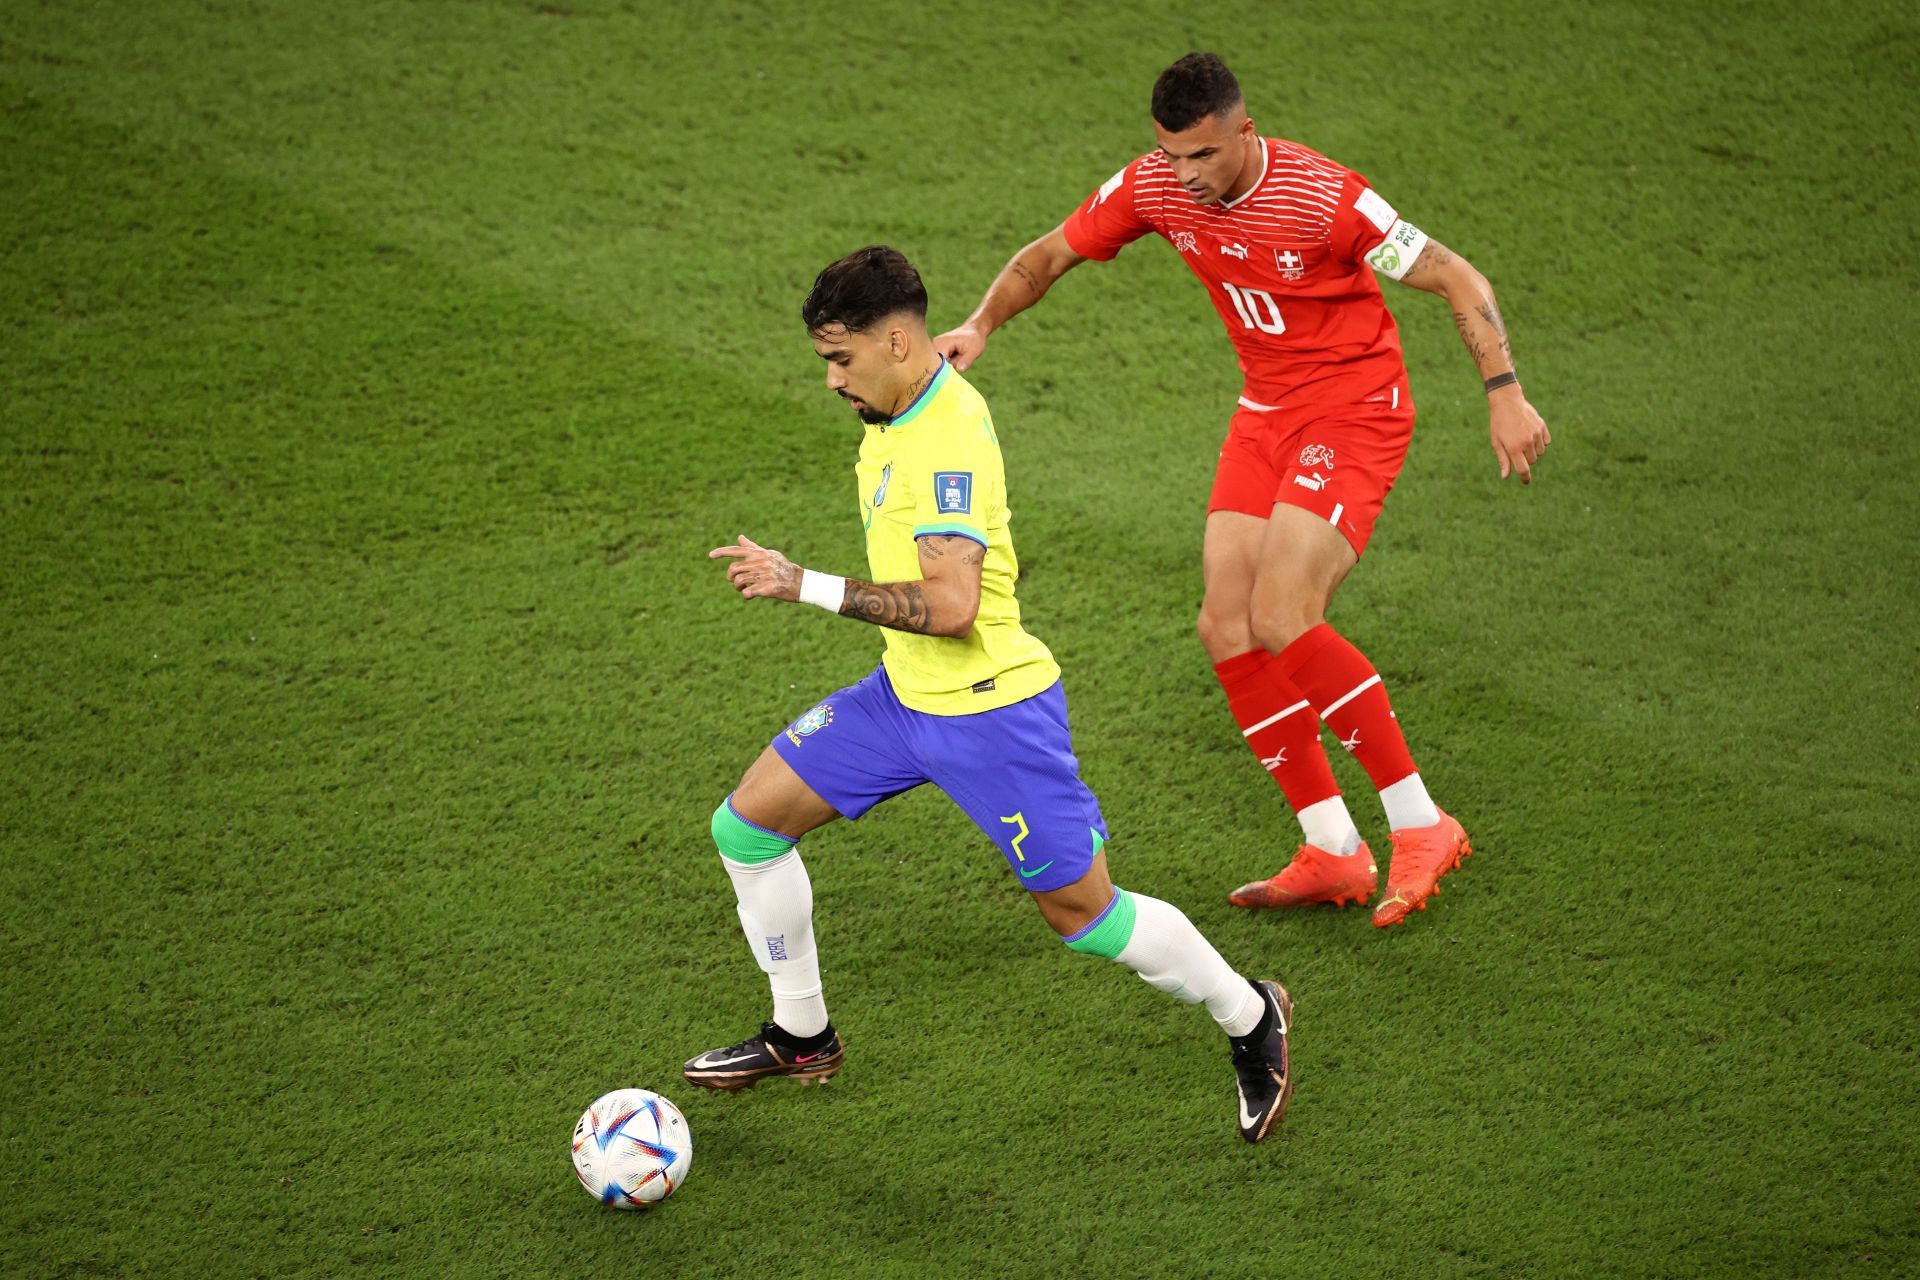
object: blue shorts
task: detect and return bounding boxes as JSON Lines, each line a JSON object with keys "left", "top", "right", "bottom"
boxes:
{"left": 770, "top": 666, "right": 1108, "bottom": 893}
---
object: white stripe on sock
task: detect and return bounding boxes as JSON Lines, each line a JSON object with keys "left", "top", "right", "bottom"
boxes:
{"left": 1319, "top": 673, "right": 1381, "bottom": 720}
{"left": 1241, "top": 699, "right": 1313, "bottom": 738}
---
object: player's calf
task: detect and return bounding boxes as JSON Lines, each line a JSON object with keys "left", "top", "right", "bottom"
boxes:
{"left": 1054, "top": 885, "right": 1295, "bottom": 1142}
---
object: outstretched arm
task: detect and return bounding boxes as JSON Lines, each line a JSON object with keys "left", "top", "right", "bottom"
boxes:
{"left": 1398, "top": 241, "right": 1552, "bottom": 484}
{"left": 709, "top": 534, "right": 983, "bottom": 638}
{"left": 933, "top": 224, "right": 1087, "bottom": 371}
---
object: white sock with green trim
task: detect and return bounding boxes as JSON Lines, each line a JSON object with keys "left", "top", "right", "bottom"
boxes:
{"left": 1066, "top": 889, "right": 1262, "bottom": 1036}
{"left": 1118, "top": 893, "right": 1263, "bottom": 1035}
{"left": 725, "top": 848, "right": 827, "bottom": 1038}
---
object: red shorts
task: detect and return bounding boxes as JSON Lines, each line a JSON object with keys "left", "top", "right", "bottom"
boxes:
{"left": 1207, "top": 387, "right": 1416, "bottom": 557}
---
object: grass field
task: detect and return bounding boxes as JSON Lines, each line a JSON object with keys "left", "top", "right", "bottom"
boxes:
{"left": 3, "top": 0, "right": 1917, "bottom": 1275}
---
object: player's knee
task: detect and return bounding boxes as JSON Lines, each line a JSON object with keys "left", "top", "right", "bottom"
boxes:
{"left": 1196, "top": 604, "right": 1254, "bottom": 662}
{"left": 1060, "top": 888, "right": 1136, "bottom": 959}
{"left": 710, "top": 797, "right": 797, "bottom": 866}
{"left": 1249, "top": 596, "right": 1321, "bottom": 654}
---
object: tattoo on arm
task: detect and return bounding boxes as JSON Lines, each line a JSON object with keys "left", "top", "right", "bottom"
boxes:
{"left": 1475, "top": 300, "right": 1512, "bottom": 362}
{"left": 1406, "top": 237, "right": 1513, "bottom": 377}
{"left": 1452, "top": 309, "right": 1492, "bottom": 367}
{"left": 1400, "top": 240, "right": 1455, "bottom": 289}
{"left": 913, "top": 537, "right": 980, "bottom": 566}
{"left": 841, "top": 580, "right": 936, "bottom": 634}
{"left": 1009, "top": 260, "right": 1045, "bottom": 299}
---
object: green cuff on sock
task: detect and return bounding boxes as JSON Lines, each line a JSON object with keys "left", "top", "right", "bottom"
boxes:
{"left": 1063, "top": 888, "right": 1137, "bottom": 959}
{"left": 711, "top": 797, "right": 798, "bottom": 865}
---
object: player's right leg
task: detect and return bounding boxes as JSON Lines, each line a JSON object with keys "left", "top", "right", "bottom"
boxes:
{"left": 1036, "top": 860, "right": 1297, "bottom": 1144}
{"left": 1245, "top": 409, "right": 1471, "bottom": 929}
{"left": 1199, "top": 413, "right": 1371, "bottom": 908}
{"left": 684, "top": 673, "right": 924, "bottom": 1091}
{"left": 923, "top": 682, "right": 1295, "bottom": 1142}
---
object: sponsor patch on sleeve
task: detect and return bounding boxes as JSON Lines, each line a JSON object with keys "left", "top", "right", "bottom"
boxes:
{"left": 1354, "top": 186, "right": 1397, "bottom": 233}
{"left": 933, "top": 471, "right": 972, "bottom": 514}
{"left": 1363, "top": 218, "right": 1431, "bottom": 281}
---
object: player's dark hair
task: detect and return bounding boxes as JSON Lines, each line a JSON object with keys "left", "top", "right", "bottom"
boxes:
{"left": 801, "top": 245, "right": 929, "bottom": 334}
{"left": 1151, "top": 52, "right": 1243, "bottom": 132}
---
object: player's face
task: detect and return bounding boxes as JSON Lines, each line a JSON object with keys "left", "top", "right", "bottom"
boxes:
{"left": 1153, "top": 107, "right": 1257, "bottom": 205}
{"left": 811, "top": 323, "right": 897, "bottom": 425}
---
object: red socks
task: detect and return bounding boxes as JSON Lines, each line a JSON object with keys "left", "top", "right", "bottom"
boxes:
{"left": 1211, "top": 649, "right": 1340, "bottom": 810}
{"left": 1272, "top": 624, "right": 1419, "bottom": 790}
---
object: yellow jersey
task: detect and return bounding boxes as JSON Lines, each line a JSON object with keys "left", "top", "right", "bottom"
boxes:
{"left": 854, "top": 358, "right": 1059, "bottom": 715}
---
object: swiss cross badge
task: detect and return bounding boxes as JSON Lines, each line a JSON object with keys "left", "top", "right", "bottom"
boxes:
{"left": 1274, "top": 248, "right": 1306, "bottom": 281}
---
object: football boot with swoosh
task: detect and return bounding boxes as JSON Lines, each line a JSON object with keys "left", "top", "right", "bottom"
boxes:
{"left": 1228, "top": 980, "right": 1294, "bottom": 1143}
{"left": 682, "top": 1022, "right": 844, "bottom": 1091}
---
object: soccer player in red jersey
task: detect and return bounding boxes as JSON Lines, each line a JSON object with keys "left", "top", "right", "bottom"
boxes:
{"left": 936, "top": 53, "right": 1551, "bottom": 927}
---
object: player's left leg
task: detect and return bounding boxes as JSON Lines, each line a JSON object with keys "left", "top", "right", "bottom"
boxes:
{"left": 1245, "top": 416, "right": 1471, "bottom": 928}
{"left": 1202, "top": 409, "right": 1370, "bottom": 899}
{"left": 924, "top": 682, "right": 1295, "bottom": 1142}
{"left": 685, "top": 671, "right": 925, "bottom": 1091}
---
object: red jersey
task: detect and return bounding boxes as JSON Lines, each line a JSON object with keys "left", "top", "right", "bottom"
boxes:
{"left": 1062, "top": 136, "right": 1427, "bottom": 412}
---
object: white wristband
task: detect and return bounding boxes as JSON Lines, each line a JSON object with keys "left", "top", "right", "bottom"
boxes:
{"left": 798, "top": 569, "right": 846, "bottom": 613}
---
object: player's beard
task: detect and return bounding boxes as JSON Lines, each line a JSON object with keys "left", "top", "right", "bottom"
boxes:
{"left": 841, "top": 393, "right": 889, "bottom": 425}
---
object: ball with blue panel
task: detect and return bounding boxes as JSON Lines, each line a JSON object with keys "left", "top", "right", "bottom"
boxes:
{"left": 570, "top": 1087, "right": 693, "bottom": 1208}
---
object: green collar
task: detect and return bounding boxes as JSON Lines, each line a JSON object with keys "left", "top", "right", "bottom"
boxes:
{"left": 886, "top": 357, "right": 951, "bottom": 429}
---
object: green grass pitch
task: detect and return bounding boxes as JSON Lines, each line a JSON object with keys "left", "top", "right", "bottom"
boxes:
{"left": 3, "top": 1, "right": 1916, "bottom": 1275}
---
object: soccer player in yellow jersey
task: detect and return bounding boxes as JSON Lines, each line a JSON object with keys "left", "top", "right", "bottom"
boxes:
{"left": 684, "top": 246, "right": 1297, "bottom": 1142}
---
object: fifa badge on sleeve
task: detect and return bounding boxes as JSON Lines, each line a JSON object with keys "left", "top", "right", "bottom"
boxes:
{"left": 934, "top": 472, "right": 972, "bottom": 514}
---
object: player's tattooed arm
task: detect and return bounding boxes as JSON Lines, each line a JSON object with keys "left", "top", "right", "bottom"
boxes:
{"left": 1397, "top": 239, "right": 1455, "bottom": 290}
{"left": 1008, "top": 260, "right": 1047, "bottom": 300}
{"left": 840, "top": 581, "right": 936, "bottom": 633}
{"left": 709, "top": 535, "right": 981, "bottom": 635}
{"left": 839, "top": 533, "right": 985, "bottom": 638}
{"left": 1397, "top": 238, "right": 1552, "bottom": 484}
{"left": 934, "top": 223, "right": 1087, "bottom": 371}
{"left": 1399, "top": 239, "right": 1515, "bottom": 379}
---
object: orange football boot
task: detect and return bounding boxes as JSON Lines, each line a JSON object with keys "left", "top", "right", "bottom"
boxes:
{"left": 1372, "top": 809, "right": 1472, "bottom": 928}
{"left": 1229, "top": 842, "right": 1378, "bottom": 909}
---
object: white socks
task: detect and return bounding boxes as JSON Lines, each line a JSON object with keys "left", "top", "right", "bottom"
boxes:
{"left": 1298, "top": 795, "right": 1364, "bottom": 855}
{"left": 1114, "top": 893, "right": 1264, "bottom": 1036}
{"left": 1380, "top": 773, "right": 1440, "bottom": 831}
{"left": 723, "top": 847, "right": 828, "bottom": 1038}
{"left": 726, "top": 850, "right": 1271, "bottom": 1045}
{"left": 1299, "top": 776, "right": 1439, "bottom": 845}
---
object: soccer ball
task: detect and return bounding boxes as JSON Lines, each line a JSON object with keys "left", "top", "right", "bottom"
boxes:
{"left": 570, "top": 1088, "right": 693, "bottom": 1209}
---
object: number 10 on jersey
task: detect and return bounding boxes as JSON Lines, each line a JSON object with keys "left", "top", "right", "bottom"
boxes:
{"left": 1221, "top": 282, "right": 1286, "bottom": 335}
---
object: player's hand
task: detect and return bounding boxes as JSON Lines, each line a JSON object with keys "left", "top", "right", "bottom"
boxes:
{"left": 933, "top": 323, "right": 988, "bottom": 372}
{"left": 708, "top": 535, "right": 803, "bottom": 602}
{"left": 1489, "top": 392, "right": 1551, "bottom": 484}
